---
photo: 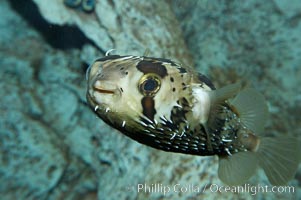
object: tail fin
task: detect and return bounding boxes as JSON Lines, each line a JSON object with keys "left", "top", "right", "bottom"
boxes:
{"left": 257, "top": 135, "right": 300, "bottom": 185}
{"left": 218, "top": 151, "right": 258, "bottom": 186}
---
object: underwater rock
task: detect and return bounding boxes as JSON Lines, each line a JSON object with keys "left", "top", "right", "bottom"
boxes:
{"left": 274, "top": 0, "right": 301, "bottom": 18}
{"left": 0, "top": 3, "right": 66, "bottom": 198}
{"left": 32, "top": 0, "right": 192, "bottom": 63}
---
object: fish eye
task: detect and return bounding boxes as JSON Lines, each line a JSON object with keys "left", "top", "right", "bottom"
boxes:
{"left": 138, "top": 73, "right": 161, "bottom": 96}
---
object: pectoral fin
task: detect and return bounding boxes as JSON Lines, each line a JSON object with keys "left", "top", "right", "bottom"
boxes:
{"left": 229, "top": 88, "right": 268, "bottom": 134}
{"left": 206, "top": 82, "right": 242, "bottom": 127}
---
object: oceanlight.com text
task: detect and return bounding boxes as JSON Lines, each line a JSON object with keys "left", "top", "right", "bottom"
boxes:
{"left": 133, "top": 183, "right": 295, "bottom": 196}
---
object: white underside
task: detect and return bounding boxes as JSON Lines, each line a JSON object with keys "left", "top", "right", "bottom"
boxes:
{"left": 192, "top": 87, "right": 211, "bottom": 124}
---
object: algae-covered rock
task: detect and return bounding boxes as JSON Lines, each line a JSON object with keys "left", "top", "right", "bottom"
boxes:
{"left": 32, "top": 0, "right": 192, "bottom": 63}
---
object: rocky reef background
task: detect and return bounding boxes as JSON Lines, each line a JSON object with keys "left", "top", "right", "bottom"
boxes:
{"left": 0, "top": 0, "right": 300, "bottom": 199}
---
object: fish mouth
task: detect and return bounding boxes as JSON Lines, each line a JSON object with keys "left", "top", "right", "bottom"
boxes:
{"left": 92, "top": 79, "right": 116, "bottom": 95}
{"left": 93, "top": 86, "right": 115, "bottom": 94}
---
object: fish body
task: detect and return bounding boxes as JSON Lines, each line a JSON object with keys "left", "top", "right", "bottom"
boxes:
{"left": 86, "top": 54, "right": 300, "bottom": 186}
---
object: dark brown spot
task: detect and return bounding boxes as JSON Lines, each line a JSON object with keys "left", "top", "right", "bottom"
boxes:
{"left": 197, "top": 73, "right": 215, "bottom": 89}
{"left": 137, "top": 60, "right": 167, "bottom": 78}
{"left": 144, "top": 57, "right": 177, "bottom": 66}
{"left": 172, "top": 88, "right": 176, "bottom": 92}
{"left": 170, "top": 77, "right": 174, "bottom": 82}
{"left": 141, "top": 97, "right": 156, "bottom": 121}
{"left": 177, "top": 66, "right": 187, "bottom": 73}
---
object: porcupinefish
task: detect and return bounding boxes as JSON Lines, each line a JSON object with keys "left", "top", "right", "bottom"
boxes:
{"left": 86, "top": 54, "right": 300, "bottom": 186}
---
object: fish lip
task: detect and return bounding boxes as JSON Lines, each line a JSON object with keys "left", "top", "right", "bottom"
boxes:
{"left": 93, "top": 86, "right": 115, "bottom": 94}
{"left": 92, "top": 79, "right": 116, "bottom": 94}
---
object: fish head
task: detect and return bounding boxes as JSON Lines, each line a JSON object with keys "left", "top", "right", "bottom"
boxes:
{"left": 86, "top": 55, "right": 194, "bottom": 132}
{"left": 86, "top": 54, "right": 220, "bottom": 153}
{"left": 86, "top": 55, "right": 143, "bottom": 123}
